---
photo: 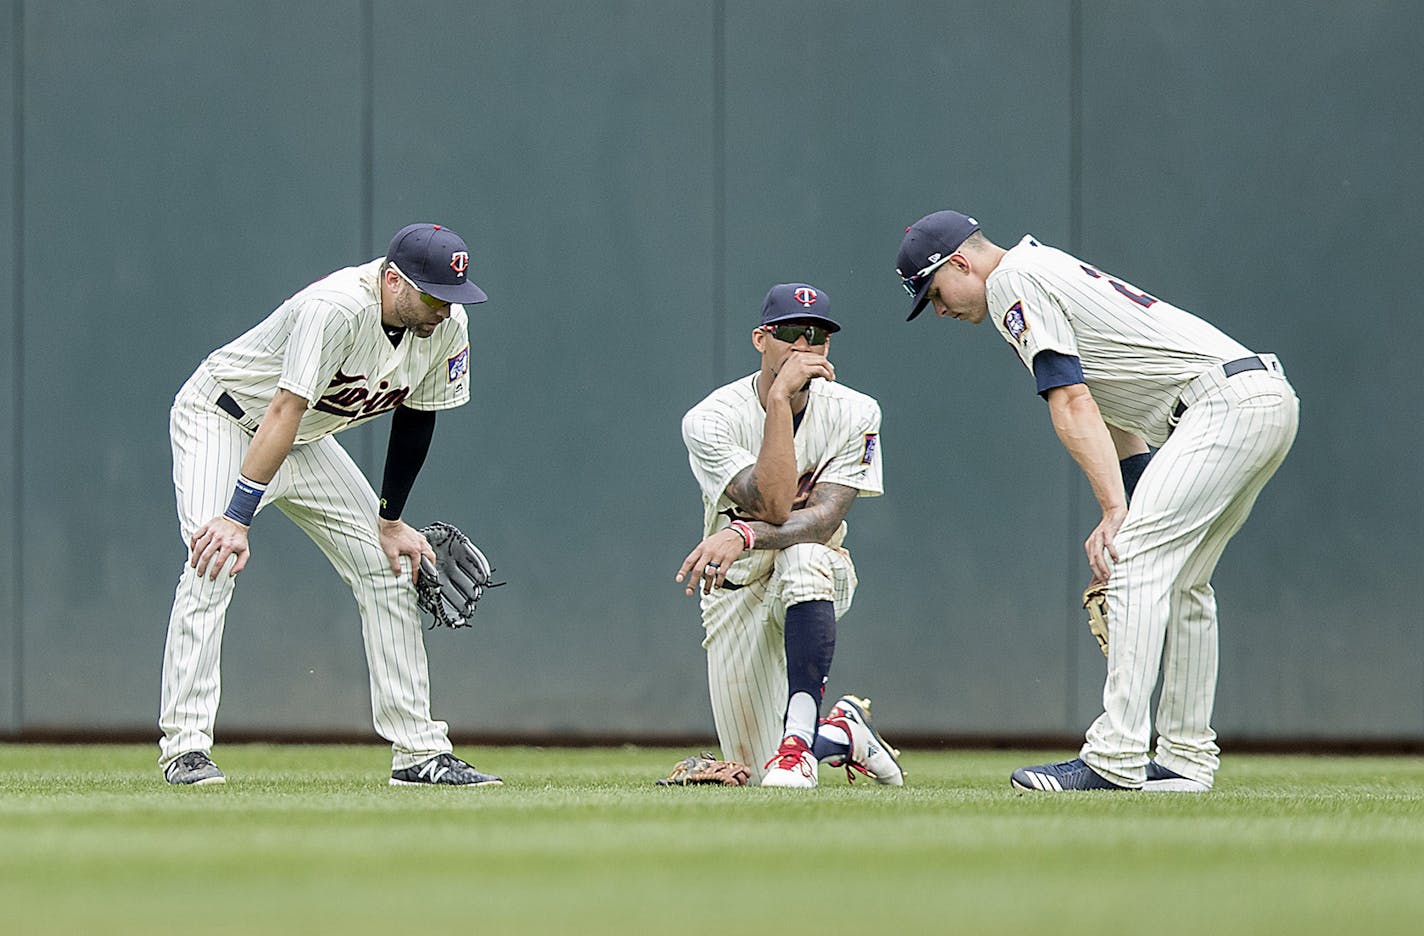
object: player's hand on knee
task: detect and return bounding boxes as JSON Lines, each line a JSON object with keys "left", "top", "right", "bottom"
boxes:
{"left": 378, "top": 518, "right": 436, "bottom": 583}
{"left": 190, "top": 516, "right": 251, "bottom": 580}
{"left": 1084, "top": 505, "right": 1126, "bottom": 583}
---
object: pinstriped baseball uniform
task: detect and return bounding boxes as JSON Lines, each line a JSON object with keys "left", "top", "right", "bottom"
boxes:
{"left": 989, "top": 236, "right": 1299, "bottom": 787}
{"left": 160, "top": 258, "right": 472, "bottom": 771}
{"left": 682, "top": 373, "right": 883, "bottom": 780}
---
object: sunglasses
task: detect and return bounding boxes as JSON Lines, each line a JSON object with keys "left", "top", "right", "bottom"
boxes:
{"left": 762, "top": 323, "right": 831, "bottom": 346}
{"left": 389, "top": 262, "right": 448, "bottom": 310}
{"left": 900, "top": 254, "right": 955, "bottom": 297}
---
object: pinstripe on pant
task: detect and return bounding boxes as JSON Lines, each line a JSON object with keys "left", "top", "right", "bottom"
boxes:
{"left": 700, "top": 542, "right": 857, "bottom": 783}
{"left": 1082, "top": 368, "right": 1299, "bottom": 787}
{"left": 159, "top": 371, "right": 451, "bottom": 770}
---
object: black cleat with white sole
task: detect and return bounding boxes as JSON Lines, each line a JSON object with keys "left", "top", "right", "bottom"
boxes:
{"left": 390, "top": 752, "right": 503, "bottom": 787}
{"left": 164, "top": 751, "right": 226, "bottom": 786}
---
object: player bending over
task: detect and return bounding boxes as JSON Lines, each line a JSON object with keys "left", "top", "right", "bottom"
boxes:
{"left": 158, "top": 223, "right": 501, "bottom": 788}
{"left": 896, "top": 211, "right": 1298, "bottom": 792}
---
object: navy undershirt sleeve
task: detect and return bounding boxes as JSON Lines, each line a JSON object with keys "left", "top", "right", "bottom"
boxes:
{"left": 1032, "top": 350, "right": 1085, "bottom": 397}
{"left": 379, "top": 406, "right": 437, "bottom": 521}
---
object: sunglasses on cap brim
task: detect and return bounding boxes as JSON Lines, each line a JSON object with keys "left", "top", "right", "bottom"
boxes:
{"left": 900, "top": 254, "right": 955, "bottom": 297}
{"left": 389, "top": 262, "right": 448, "bottom": 309}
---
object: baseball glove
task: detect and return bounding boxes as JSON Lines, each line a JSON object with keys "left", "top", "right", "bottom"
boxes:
{"left": 415, "top": 521, "right": 502, "bottom": 629}
{"left": 655, "top": 752, "right": 752, "bottom": 787}
{"left": 1083, "top": 581, "right": 1109, "bottom": 658}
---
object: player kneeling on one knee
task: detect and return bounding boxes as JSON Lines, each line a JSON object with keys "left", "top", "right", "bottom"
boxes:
{"left": 676, "top": 283, "right": 903, "bottom": 788}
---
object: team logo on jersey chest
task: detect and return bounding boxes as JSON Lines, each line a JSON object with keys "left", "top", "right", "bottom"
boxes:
{"left": 447, "top": 345, "right": 469, "bottom": 382}
{"left": 316, "top": 370, "right": 412, "bottom": 419}
{"left": 1003, "top": 301, "right": 1029, "bottom": 341}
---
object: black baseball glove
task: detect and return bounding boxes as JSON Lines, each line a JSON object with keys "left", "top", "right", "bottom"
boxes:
{"left": 415, "top": 521, "right": 502, "bottom": 628}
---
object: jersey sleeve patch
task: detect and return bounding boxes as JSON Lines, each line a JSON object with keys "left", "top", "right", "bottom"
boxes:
{"left": 861, "top": 432, "right": 878, "bottom": 465}
{"left": 1003, "top": 301, "right": 1029, "bottom": 341}
{"left": 447, "top": 345, "right": 470, "bottom": 383}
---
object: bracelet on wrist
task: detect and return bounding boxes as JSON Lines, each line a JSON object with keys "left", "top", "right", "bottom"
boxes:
{"left": 728, "top": 519, "right": 756, "bottom": 551}
{"left": 223, "top": 474, "right": 267, "bottom": 527}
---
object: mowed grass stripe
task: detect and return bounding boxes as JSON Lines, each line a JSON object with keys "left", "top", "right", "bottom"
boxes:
{"left": 2, "top": 744, "right": 1422, "bottom": 936}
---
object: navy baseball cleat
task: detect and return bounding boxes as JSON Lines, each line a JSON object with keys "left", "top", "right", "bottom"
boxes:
{"left": 390, "top": 752, "right": 503, "bottom": 787}
{"left": 1011, "top": 757, "right": 1132, "bottom": 792}
{"left": 164, "top": 751, "right": 226, "bottom": 786}
{"left": 1144, "top": 760, "right": 1211, "bottom": 793}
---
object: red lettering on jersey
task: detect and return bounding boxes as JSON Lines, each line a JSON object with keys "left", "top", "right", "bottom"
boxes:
{"left": 1080, "top": 264, "right": 1157, "bottom": 309}
{"left": 315, "top": 369, "right": 412, "bottom": 420}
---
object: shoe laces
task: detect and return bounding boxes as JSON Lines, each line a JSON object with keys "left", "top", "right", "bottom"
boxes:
{"left": 763, "top": 736, "right": 812, "bottom": 774}
{"left": 816, "top": 716, "right": 867, "bottom": 783}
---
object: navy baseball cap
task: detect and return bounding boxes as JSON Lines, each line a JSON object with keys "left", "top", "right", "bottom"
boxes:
{"left": 759, "top": 283, "right": 841, "bottom": 333}
{"left": 896, "top": 210, "right": 980, "bottom": 321}
{"left": 386, "top": 223, "right": 488, "bottom": 304}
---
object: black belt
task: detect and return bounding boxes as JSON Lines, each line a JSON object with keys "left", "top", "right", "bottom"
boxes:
{"left": 1171, "top": 356, "right": 1267, "bottom": 420}
{"left": 216, "top": 391, "right": 246, "bottom": 421}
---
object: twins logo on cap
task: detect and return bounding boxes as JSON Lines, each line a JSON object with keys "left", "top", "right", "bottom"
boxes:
{"left": 450, "top": 251, "right": 469, "bottom": 276}
{"left": 793, "top": 287, "right": 818, "bottom": 307}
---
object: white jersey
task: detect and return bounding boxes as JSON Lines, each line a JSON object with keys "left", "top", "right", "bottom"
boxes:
{"left": 682, "top": 370, "right": 884, "bottom": 779}
{"left": 203, "top": 259, "right": 471, "bottom": 444}
{"left": 682, "top": 372, "right": 884, "bottom": 586}
{"left": 161, "top": 255, "right": 476, "bottom": 773}
{"left": 987, "top": 235, "right": 1252, "bottom": 445}
{"left": 978, "top": 233, "right": 1298, "bottom": 790}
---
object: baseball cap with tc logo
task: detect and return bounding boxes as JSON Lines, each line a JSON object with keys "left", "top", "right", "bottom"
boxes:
{"left": 759, "top": 282, "right": 841, "bottom": 333}
{"left": 896, "top": 210, "right": 980, "bottom": 321}
{"left": 386, "top": 223, "right": 488, "bottom": 305}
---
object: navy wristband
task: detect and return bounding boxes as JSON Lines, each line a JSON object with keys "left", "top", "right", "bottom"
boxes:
{"left": 223, "top": 475, "right": 266, "bottom": 527}
{"left": 1120, "top": 452, "right": 1152, "bottom": 501}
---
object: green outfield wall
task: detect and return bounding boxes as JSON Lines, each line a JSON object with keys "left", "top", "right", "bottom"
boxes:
{"left": 2, "top": 1, "right": 1419, "bottom": 743}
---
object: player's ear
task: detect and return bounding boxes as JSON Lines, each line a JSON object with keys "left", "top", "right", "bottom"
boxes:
{"left": 751, "top": 326, "right": 768, "bottom": 351}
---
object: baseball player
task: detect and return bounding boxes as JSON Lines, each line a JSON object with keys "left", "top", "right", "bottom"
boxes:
{"left": 677, "top": 283, "right": 903, "bottom": 789}
{"left": 895, "top": 210, "right": 1299, "bottom": 792}
{"left": 159, "top": 223, "right": 502, "bottom": 787}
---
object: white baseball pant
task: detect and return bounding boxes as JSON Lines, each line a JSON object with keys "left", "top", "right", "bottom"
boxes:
{"left": 700, "top": 542, "right": 857, "bottom": 782}
{"left": 158, "top": 367, "right": 452, "bottom": 771}
{"left": 1083, "top": 360, "right": 1299, "bottom": 788}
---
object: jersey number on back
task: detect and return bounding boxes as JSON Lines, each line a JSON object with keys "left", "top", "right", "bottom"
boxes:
{"left": 1080, "top": 264, "right": 1157, "bottom": 309}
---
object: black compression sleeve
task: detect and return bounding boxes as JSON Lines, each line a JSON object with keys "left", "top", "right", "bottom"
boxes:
{"left": 378, "top": 406, "right": 437, "bottom": 521}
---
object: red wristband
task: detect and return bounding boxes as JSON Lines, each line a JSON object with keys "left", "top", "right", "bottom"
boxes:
{"left": 728, "top": 520, "right": 755, "bottom": 551}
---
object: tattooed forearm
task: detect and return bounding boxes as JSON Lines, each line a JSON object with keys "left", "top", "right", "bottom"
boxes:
{"left": 743, "top": 483, "right": 857, "bottom": 551}
{"left": 725, "top": 465, "right": 770, "bottom": 520}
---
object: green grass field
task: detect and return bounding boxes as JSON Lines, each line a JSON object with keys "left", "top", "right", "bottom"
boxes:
{"left": 2, "top": 745, "right": 1422, "bottom": 935}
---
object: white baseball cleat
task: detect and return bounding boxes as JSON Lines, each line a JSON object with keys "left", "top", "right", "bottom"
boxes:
{"left": 761, "top": 735, "right": 818, "bottom": 788}
{"left": 821, "top": 695, "right": 904, "bottom": 786}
